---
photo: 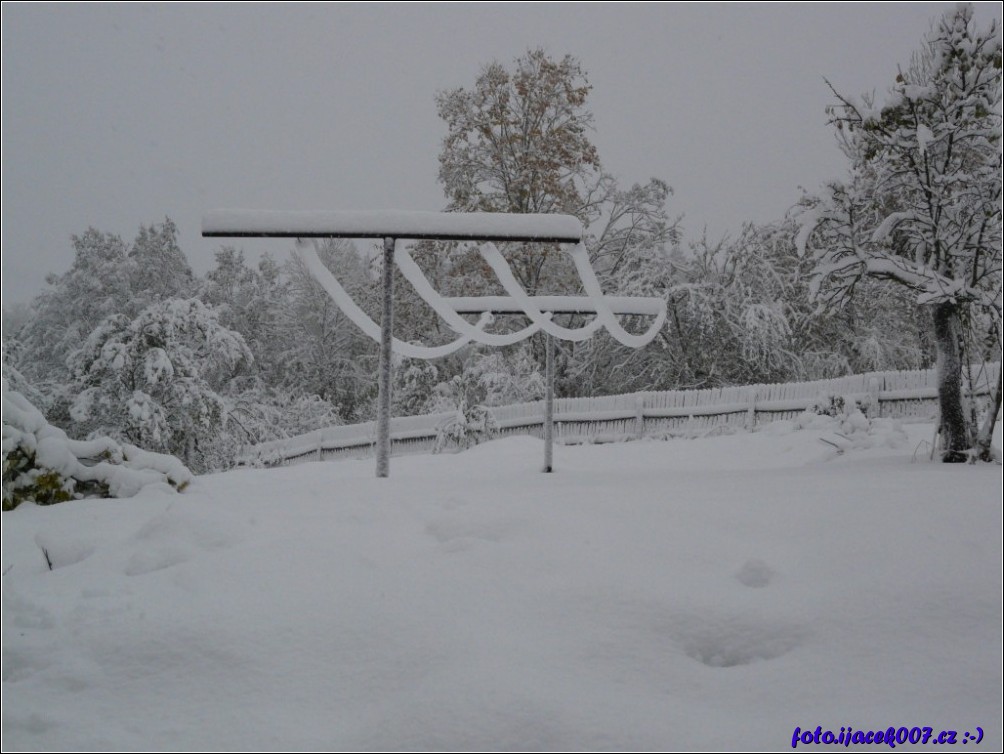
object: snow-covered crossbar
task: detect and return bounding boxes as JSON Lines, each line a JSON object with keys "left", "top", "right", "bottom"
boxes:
{"left": 202, "top": 209, "right": 582, "bottom": 243}
{"left": 202, "top": 208, "right": 666, "bottom": 477}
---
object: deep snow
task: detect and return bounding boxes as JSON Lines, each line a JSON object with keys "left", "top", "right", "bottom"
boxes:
{"left": 2, "top": 423, "right": 1001, "bottom": 751}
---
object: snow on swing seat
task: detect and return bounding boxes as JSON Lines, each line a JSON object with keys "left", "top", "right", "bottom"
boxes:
{"left": 202, "top": 209, "right": 583, "bottom": 243}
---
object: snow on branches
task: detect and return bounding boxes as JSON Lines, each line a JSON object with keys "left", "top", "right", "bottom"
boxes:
{"left": 3, "top": 381, "right": 192, "bottom": 510}
{"left": 798, "top": 4, "right": 1002, "bottom": 461}
{"left": 67, "top": 298, "right": 253, "bottom": 472}
{"left": 798, "top": 4, "right": 1001, "bottom": 313}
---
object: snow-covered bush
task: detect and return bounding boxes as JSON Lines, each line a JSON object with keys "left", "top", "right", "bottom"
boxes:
{"left": 428, "top": 364, "right": 501, "bottom": 453}
{"left": 433, "top": 403, "right": 499, "bottom": 454}
{"left": 1, "top": 361, "right": 48, "bottom": 418}
{"left": 807, "top": 393, "right": 873, "bottom": 420}
{"left": 781, "top": 392, "right": 906, "bottom": 453}
{"left": 2, "top": 381, "right": 191, "bottom": 511}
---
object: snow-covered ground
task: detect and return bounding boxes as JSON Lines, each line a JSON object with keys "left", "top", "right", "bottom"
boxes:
{"left": 2, "top": 422, "right": 1001, "bottom": 751}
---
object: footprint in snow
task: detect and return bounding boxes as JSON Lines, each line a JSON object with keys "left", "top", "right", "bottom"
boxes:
{"left": 735, "top": 558, "right": 774, "bottom": 588}
{"left": 122, "top": 507, "right": 240, "bottom": 576}
{"left": 671, "top": 611, "right": 808, "bottom": 668}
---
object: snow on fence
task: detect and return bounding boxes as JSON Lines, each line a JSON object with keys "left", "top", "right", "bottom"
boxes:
{"left": 243, "top": 363, "right": 1000, "bottom": 467}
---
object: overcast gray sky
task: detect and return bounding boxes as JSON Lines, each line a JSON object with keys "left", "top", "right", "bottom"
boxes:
{"left": 2, "top": 2, "right": 999, "bottom": 306}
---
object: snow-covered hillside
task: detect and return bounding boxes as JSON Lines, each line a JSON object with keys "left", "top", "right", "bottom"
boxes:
{"left": 2, "top": 424, "right": 1000, "bottom": 750}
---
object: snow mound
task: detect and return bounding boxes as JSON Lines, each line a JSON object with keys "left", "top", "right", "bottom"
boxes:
{"left": 2, "top": 381, "right": 192, "bottom": 509}
{"left": 760, "top": 394, "right": 908, "bottom": 456}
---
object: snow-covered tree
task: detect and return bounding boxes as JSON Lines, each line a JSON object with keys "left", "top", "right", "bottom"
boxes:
{"left": 436, "top": 50, "right": 681, "bottom": 294}
{"left": 437, "top": 48, "right": 600, "bottom": 218}
{"left": 219, "top": 383, "right": 344, "bottom": 458}
{"left": 15, "top": 228, "right": 133, "bottom": 387}
{"left": 721, "top": 221, "right": 928, "bottom": 382}
{"left": 471, "top": 345, "right": 546, "bottom": 407}
{"left": 67, "top": 298, "right": 252, "bottom": 472}
{"left": 583, "top": 176, "right": 681, "bottom": 280}
{"left": 276, "top": 239, "right": 378, "bottom": 420}
{"left": 653, "top": 228, "right": 801, "bottom": 388}
{"left": 426, "top": 358, "right": 500, "bottom": 454}
{"left": 435, "top": 49, "right": 602, "bottom": 299}
{"left": 128, "top": 218, "right": 195, "bottom": 307}
{"left": 11, "top": 219, "right": 196, "bottom": 397}
{"left": 798, "top": 5, "right": 1002, "bottom": 461}
{"left": 432, "top": 48, "right": 681, "bottom": 396}
{"left": 393, "top": 358, "right": 441, "bottom": 417}
{"left": 574, "top": 214, "right": 931, "bottom": 396}
{"left": 200, "top": 247, "right": 289, "bottom": 386}
{"left": 201, "top": 247, "right": 266, "bottom": 332}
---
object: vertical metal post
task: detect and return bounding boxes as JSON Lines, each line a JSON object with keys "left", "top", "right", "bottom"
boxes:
{"left": 544, "top": 333, "right": 554, "bottom": 473}
{"left": 376, "top": 236, "right": 395, "bottom": 478}
{"left": 634, "top": 393, "right": 646, "bottom": 439}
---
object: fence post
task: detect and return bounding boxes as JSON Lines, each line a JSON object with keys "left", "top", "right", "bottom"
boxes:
{"left": 745, "top": 388, "right": 758, "bottom": 432}
{"left": 868, "top": 377, "right": 881, "bottom": 418}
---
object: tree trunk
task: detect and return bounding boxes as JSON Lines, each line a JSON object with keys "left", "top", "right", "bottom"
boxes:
{"left": 976, "top": 366, "right": 1002, "bottom": 462}
{"left": 932, "top": 302, "right": 970, "bottom": 462}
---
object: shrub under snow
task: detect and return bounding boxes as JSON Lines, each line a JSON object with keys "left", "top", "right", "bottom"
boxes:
{"left": 434, "top": 403, "right": 499, "bottom": 454}
{"left": 761, "top": 392, "right": 908, "bottom": 454}
{"left": 2, "top": 381, "right": 192, "bottom": 511}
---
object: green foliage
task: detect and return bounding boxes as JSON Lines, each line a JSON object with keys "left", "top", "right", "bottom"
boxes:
{"left": 3, "top": 383, "right": 192, "bottom": 510}
{"left": 1, "top": 446, "right": 114, "bottom": 511}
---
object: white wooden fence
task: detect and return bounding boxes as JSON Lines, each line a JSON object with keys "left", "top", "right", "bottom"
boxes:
{"left": 243, "top": 363, "right": 1000, "bottom": 467}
